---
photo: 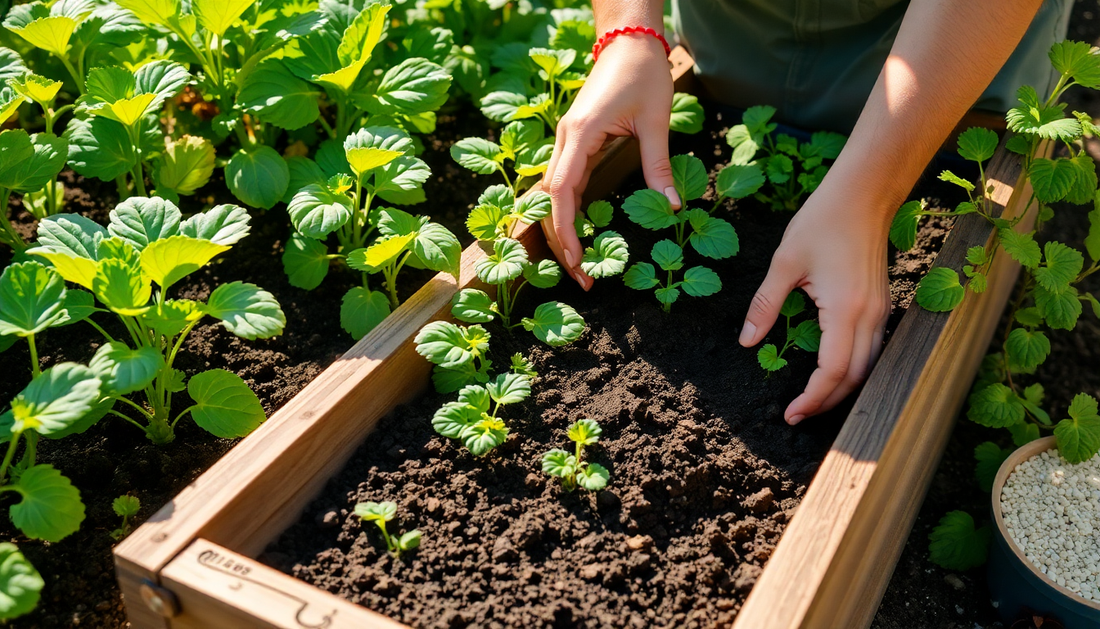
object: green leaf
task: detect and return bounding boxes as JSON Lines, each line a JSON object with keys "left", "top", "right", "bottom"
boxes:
{"left": 915, "top": 267, "right": 965, "bottom": 312}
{"left": 108, "top": 196, "right": 181, "bottom": 251}
{"left": 623, "top": 188, "right": 677, "bottom": 230}
{"left": 522, "top": 259, "right": 561, "bottom": 288}
{"left": 353, "top": 500, "right": 396, "bottom": 523}
{"left": 346, "top": 234, "right": 415, "bottom": 273}
{"left": 186, "top": 369, "right": 265, "bottom": 439}
{"left": 371, "top": 57, "right": 451, "bottom": 115}
{"left": 485, "top": 372, "right": 531, "bottom": 405}
{"left": 1054, "top": 394, "right": 1100, "bottom": 464}
{"left": 790, "top": 320, "right": 823, "bottom": 352}
{"left": 521, "top": 301, "right": 585, "bottom": 346}
{"left": 92, "top": 257, "right": 150, "bottom": 316}
{"left": 938, "top": 170, "right": 975, "bottom": 192}
{"left": 281, "top": 234, "right": 330, "bottom": 290}
{"left": 1008, "top": 421, "right": 1041, "bottom": 447}
{"left": 651, "top": 240, "right": 684, "bottom": 272}
{"left": 339, "top": 287, "right": 390, "bottom": 340}
{"left": 1034, "top": 241, "right": 1084, "bottom": 291}
{"left": 414, "top": 321, "right": 488, "bottom": 369}
{"left": 475, "top": 237, "right": 527, "bottom": 284}
{"left": 528, "top": 47, "right": 574, "bottom": 77}
{"left": 1007, "top": 85, "right": 1082, "bottom": 140}
{"left": 967, "top": 383, "right": 1025, "bottom": 428}
{"left": 153, "top": 135, "right": 214, "bottom": 196}
{"left": 1048, "top": 40, "right": 1100, "bottom": 89}
{"left": 681, "top": 266, "right": 721, "bottom": 297}
{"left": 343, "top": 126, "right": 410, "bottom": 177}
{"left": 0, "top": 543, "right": 43, "bottom": 620}
{"left": 113, "top": 495, "right": 140, "bottom": 517}
{"left": 432, "top": 397, "right": 485, "bottom": 439}
{"left": 758, "top": 344, "right": 787, "bottom": 371}
{"left": 179, "top": 204, "right": 251, "bottom": 246}
{"left": 669, "top": 92, "right": 704, "bottom": 134}
{"left": 451, "top": 289, "right": 495, "bottom": 323}
{"left": 1064, "top": 155, "right": 1097, "bottom": 205}
{"left": 33, "top": 213, "right": 106, "bottom": 261}
{"left": 7, "top": 15, "right": 78, "bottom": 57}
{"left": 10, "top": 363, "right": 101, "bottom": 436}
{"left": 716, "top": 163, "right": 765, "bottom": 200}
{"left": 498, "top": 120, "right": 542, "bottom": 159}
{"left": 1029, "top": 157, "right": 1078, "bottom": 203}
{"left": 515, "top": 143, "right": 553, "bottom": 177}
{"left": 140, "top": 299, "right": 201, "bottom": 337}
{"left": 586, "top": 200, "right": 613, "bottom": 229}
{"left": 1085, "top": 207, "right": 1100, "bottom": 263}
{"left": 686, "top": 209, "right": 739, "bottom": 259}
{"left": 780, "top": 291, "right": 806, "bottom": 317}
{"left": 227, "top": 147, "right": 289, "bottom": 210}
{"left": 623, "top": 262, "right": 659, "bottom": 290}
{"left": 1084, "top": 293, "right": 1100, "bottom": 320}
{"left": 288, "top": 183, "right": 353, "bottom": 239}
{"left": 956, "top": 127, "right": 999, "bottom": 163}
{"left": 459, "top": 416, "right": 508, "bottom": 456}
{"left": 568, "top": 418, "right": 602, "bottom": 446}
{"left": 205, "top": 282, "right": 286, "bottom": 340}
{"left": 541, "top": 450, "right": 576, "bottom": 478}
{"left": 63, "top": 117, "right": 139, "bottom": 181}
{"left": 479, "top": 90, "right": 526, "bottom": 122}
{"left": 765, "top": 154, "right": 794, "bottom": 184}
{"left": 450, "top": 137, "right": 502, "bottom": 174}
{"left": 467, "top": 203, "right": 507, "bottom": 241}
{"left": 140, "top": 235, "right": 228, "bottom": 290}
{"left": 54, "top": 289, "right": 96, "bottom": 327}
{"left": 581, "top": 231, "right": 628, "bottom": 278}
{"left": 998, "top": 228, "right": 1042, "bottom": 269}
{"left": 889, "top": 200, "right": 925, "bottom": 251}
{"left": 88, "top": 341, "right": 163, "bottom": 395}
{"left": 192, "top": 0, "right": 255, "bottom": 36}
{"left": 9, "top": 465, "right": 84, "bottom": 542}
{"left": 0, "top": 262, "right": 66, "bottom": 337}
{"left": 1034, "top": 284, "right": 1082, "bottom": 330}
{"left": 113, "top": 0, "right": 177, "bottom": 28}
{"left": 928, "top": 511, "right": 990, "bottom": 570}
{"left": 283, "top": 157, "right": 327, "bottom": 204}
{"left": 576, "top": 463, "right": 609, "bottom": 491}
{"left": 397, "top": 530, "right": 421, "bottom": 551}
{"left": 1003, "top": 328, "right": 1050, "bottom": 374}
{"left": 1015, "top": 306, "right": 1044, "bottom": 327}
{"left": 514, "top": 191, "right": 551, "bottom": 224}
{"left": 974, "top": 442, "right": 1012, "bottom": 492}
{"left": 0, "top": 130, "right": 67, "bottom": 193}
{"left": 670, "top": 154, "right": 708, "bottom": 202}
{"left": 725, "top": 125, "right": 759, "bottom": 165}
{"left": 655, "top": 286, "right": 680, "bottom": 308}
{"left": 311, "top": 4, "right": 388, "bottom": 92}
{"left": 409, "top": 221, "right": 461, "bottom": 278}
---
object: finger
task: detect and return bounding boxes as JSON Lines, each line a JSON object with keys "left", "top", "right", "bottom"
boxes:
{"left": 740, "top": 257, "right": 799, "bottom": 347}
{"left": 637, "top": 118, "right": 680, "bottom": 210}
{"left": 816, "top": 318, "right": 877, "bottom": 415}
{"left": 784, "top": 308, "right": 857, "bottom": 424}
{"left": 545, "top": 128, "right": 603, "bottom": 287}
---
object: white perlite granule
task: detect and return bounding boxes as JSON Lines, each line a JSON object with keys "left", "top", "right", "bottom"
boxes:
{"left": 1001, "top": 447, "right": 1100, "bottom": 602}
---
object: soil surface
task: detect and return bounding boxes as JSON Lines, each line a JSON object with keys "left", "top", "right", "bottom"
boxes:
{"left": 261, "top": 112, "right": 956, "bottom": 628}
{"left": 0, "top": 112, "right": 487, "bottom": 628}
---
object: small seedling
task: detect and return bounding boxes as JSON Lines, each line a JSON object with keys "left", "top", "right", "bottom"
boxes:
{"left": 354, "top": 501, "right": 421, "bottom": 557}
{"left": 110, "top": 495, "right": 140, "bottom": 540}
{"left": 757, "top": 291, "right": 822, "bottom": 372}
{"left": 542, "top": 419, "right": 610, "bottom": 492}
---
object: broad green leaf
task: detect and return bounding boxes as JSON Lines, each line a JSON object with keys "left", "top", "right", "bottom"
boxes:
{"left": 1008, "top": 421, "right": 1041, "bottom": 447}
{"left": 370, "top": 57, "right": 451, "bottom": 115}
{"left": 889, "top": 200, "right": 924, "bottom": 251}
{"left": 1030, "top": 157, "right": 1078, "bottom": 203}
{"left": 528, "top": 47, "right": 574, "bottom": 77}
{"left": 0, "top": 543, "right": 43, "bottom": 619}
{"left": 765, "top": 154, "right": 794, "bottom": 184}
{"left": 114, "top": 0, "right": 178, "bottom": 26}
{"left": 113, "top": 495, "right": 140, "bottom": 517}
{"left": 681, "top": 266, "right": 721, "bottom": 297}
{"left": 414, "top": 321, "right": 488, "bottom": 369}
{"left": 651, "top": 240, "right": 684, "bottom": 272}
{"left": 485, "top": 372, "right": 531, "bottom": 404}
{"left": 790, "top": 320, "right": 822, "bottom": 352}
{"left": 339, "top": 287, "right": 390, "bottom": 340}
{"left": 915, "top": 267, "right": 964, "bottom": 312}
{"left": 687, "top": 210, "right": 739, "bottom": 259}
{"left": 63, "top": 117, "right": 139, "bottom": 181}
{"left": 670, "top": 154, "right": 708, "bottom": 202}
{"left": 521, "top": 301, "right": 585, "bottom": 346}
{"left": 432, "top": 400, "right": 481, "bottom": 438}
{"left": 0, "top": 89, "right": 26, "bottom": 126}
{"left": 742, "top": 105, "right": 777, "bottom": 134}
{"left": 411, "top": 222, "right": 461, "bottom": 278}
{"left": 134, "top": 60, "right": 189, "bottom": 103}
{"left": 479, "top": 90, "right": 527, "bottom": 122}
{"left": 515, "top": 143, "right": 554, "bottom": 177}
{"left": 1034, "top": 241, "right": 1083, "bottom": 291}
{"left": 515, "top": 191, "right": 551, "bottom": 223}
{"left": 288, "top": 183, "right": 353, "bottom": 238}
{"left": 998, "top": 228, "right": 1042, "bottom": 269}
{"left": 192, "top": 0, "right": 255, "bottom": 36}
{"left": 321, "top": 3, "right": 389, "bottom": 91}
{"left": 108, "top": 196, "right": 181, "bottom": 250}
{"left": 226, "top": 147, "right": 289, "bottom": 210}
{"left": 568, "top": 418, "right": 602, "bottom": 446}
{"left": 205, "top": 282, "right": 286, "bottom": 340}
{"left": 938, "top": 170, "right": 975, "bottom": 192}
{"left": 179, "top": 204, "right": 251, "bottom": 246}
{"left": 475, "top": 237, "right": 527, "bottom": 284}
{"left": 450, "top": 137, "right": 502, "bottom": 174}
{"left": 10, "top": 363, "right": 101, "bottom": 436}
{"left": 451, "top": 289, "right": 495, "bottom": 323}
{"left": 141, "top": 298, "right": 202, "bottom": 337}
{"left": 623, "top": 262, "right": 659, "bottom": 290}
{"left": 725, "top": 125, "right": 759, "bottom": 165}
{"left": 346, "top": 234, "right": 415, "bottom": 272}
{"left": 928, "top": 511, "right": 990, "bottom": 570}
{"left": 541, "top": 450, "right": 576, "bottom": 478}
{"left": 343, "top": 126, "right": 412, "bottom": 174}
{"left": 140, "top": 235, "right": 228, "bottom": 289}
{"left": 1003, "top": 328, "right": 1050, "bottom": 373}
{"left": 93, "top": 257, "right": 151, "bottom": 315}
{"left": 716, "top": 163, "right": 765, "bottom": 200}
{"left": 460, "top": 416, "right": 508, "bottom": 456}
{"left": 283, "top": 157, "right": 327, "bottom": 204}
{"left": 1007, "top": 85, "right": 1082, "bottom": 140}
{"left": 522, "top": 259, "right": 561, "bottom": 288}
{"left": 974, "top": 442, "right": 1012, "bottom": 492}
{"left": 153, "top": 135, "right": 214, "bottom": 196}
{"left": 0, "top": 48, "right": 29, "bottom": 82}
{"left": 354, "top": 500, "right": 396, "bottom": 523}
{"left": 0, "top": 130, "right": 67, "bottom": 193}
{"left": 956, "top": 127, "right": 999, "bottom": 163}
{"left": 373, "top": 156, "right": 430, "bottom": 205}
{"left": 669, "top": 92, "right": 704, "bottom": 134}
{"left": 586, "top": 200, "right": 613, "bottom": 229}
{"left": 467, "top": 203, "right": 508, "bottom": 241}
{"left": 281, "top": 234, "right": 330, "bottom": 290}
{"left": 187, "top": 369, "right": 266, "bottom": 438}
{"left": 1015, "top": 306, "right": 1044, "bottom": 327}
{"left": 1048, "top": 40, "right": 1100, "bottom": 89}
{"left": 577, "top": 463, "right": 609, "bottom": 491}
{"left": 1055, "top": 394, "right": 1100, "bottom": 464}
{"left": 498, "top": 120, "right": 542, "bottom": 160}
{"left": 1034, "top": 284, "right": 1082, "bottom": 330}
{"left": 9, "top": 16, "right": 77, "bottom": 57}
{"left": 758, "top": 344, "right": 787, "bottom": 371}
{"left": 623, "top": 189, "right": 677, "bottom": 230}
{"left": 54, "top": 289, "right": 96, "bottom": 327}
{"left": 780, "top": 291, "right": 806, "bottom": 317}
{"left": 88, "top": 341, "right": 163, "bottom": 395}
{"left": 9, "top": 465, "right": 84, "bottom": 542}
{"left": 581, "top": 231, "right": 628, "bottom": 278}
{"left": 967, "top": 383, "right": 1025, "bottom": 428}
{"left": 0, "top": 262, "right": 66, "bottom": 337}
{"left": 1065, "top": 155, "right": 1098, "bottom": 205}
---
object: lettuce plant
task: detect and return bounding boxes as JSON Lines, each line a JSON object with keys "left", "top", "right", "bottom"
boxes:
{"left": 756, "top": 291, "right": 822, "bottom": 372}
{"left": 899, "top": 41, "right": 1100, "bottom": 465}
{"left": 282, "top": 126, "right": 461, "bottom": 339}
{"left": 110, "top": 494, "right": 140, "bottom": 539}
{"left": 354, "top": 501, "right": 420, "bottom": 558}
{"left": 720, "top": 105, "right": 846, "bottom": 212}
{"left": 29, "top": 197, "right": 286, "bottom": 444}
{"left": 542, "top": 418, "right": 609, "bottom": 492}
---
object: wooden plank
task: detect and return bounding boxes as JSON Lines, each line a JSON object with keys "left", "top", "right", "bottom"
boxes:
{"left": 734, "top": 139, "right": 1038, "bottom": 629}
{"left": 159, "top": 539, "right": 408, "bottom": 629}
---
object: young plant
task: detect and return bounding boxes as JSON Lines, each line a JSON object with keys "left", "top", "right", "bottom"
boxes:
{"left": 110, "top": 494, "right": 140, "bottom": 539}
{"left": 0, "top": 129, "right": 67, "bottom": 252}
{"left": 29, "top": 197, "right": 286, "bottom": 444}
{"left": 282, "top": 126, "right": 461, "bottom": 339}
{"left": 353, "top": 501, "right": 421, "bottom": 558}
{"left": 451, "top": 120, "right": 555, "bottom": 198}
{"left": 542, "top": 418, "right": 609, "bottom": 492}
{"left": 0, "top": 542, "right": 44, "bottom": 620}
{"left": 756, "top": 291, "right": 822, "bottom": 372}
{"left": 720, "top": 105, "right": 846, "bottom": 211}
{"left": 574, "top": 200, "right": 630, "bottom": 280}
{"left": 5, "top": 70, "right": 73, "bottom": 219}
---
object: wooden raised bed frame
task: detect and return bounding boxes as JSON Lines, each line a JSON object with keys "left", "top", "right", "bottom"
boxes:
{"left": 114, "top": 48, "right": 1038, "bottom": 629}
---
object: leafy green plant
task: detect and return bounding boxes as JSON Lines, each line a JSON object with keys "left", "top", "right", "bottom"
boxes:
{"left": 29, "top": 197, "right": 285, "bottom": 444}
{"left": 0, "top": 542, "right": 44, "bottom": 620}
{"left": 928, "top": 510, "right": 991, "bottom": 571}
{"left": 756, "top": 291, "right": 822, "bottom": 372}
{"left": 4, "top": 68, "right": 74, "bottom": 220}
{"left": 573, "top": 200, "right": 630, "bottom": 279}
{"left": 720, "top": 105, "right": 846, "bottom": 211}
{"left": 282, "top": 126, "right": 461, "bottom": 339}
{"left": 542, "top": 418, "right": 609, "bottom": 492}
{"left": 353, "top": 501, "right": 421, "bottom": 558}
{"left": 414, "top": 320, "right": 492, "bottom": 393}
{"left": 0, "top": 128, "right": 68, "bottom": 252}
{"left": 0, "top": 259, "right": 97, "bottom": 372}
{"left": 451, "top": 119, "right": 554, "bottom": 198}
{"left": 110, "top": 494, "right": 139, "bottom": 539}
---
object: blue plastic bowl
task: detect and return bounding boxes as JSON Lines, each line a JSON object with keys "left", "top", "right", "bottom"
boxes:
{"left": 988, "top": 436, "right": 1100, "bottom": 628}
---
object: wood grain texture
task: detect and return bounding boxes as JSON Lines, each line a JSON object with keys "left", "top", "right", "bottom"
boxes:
{"left": 734, "top": 138, "right": 1039, "bottom": 629}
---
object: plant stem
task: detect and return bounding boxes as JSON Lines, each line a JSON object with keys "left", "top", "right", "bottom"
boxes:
{"left": 0, "top": 193, "right": 27, "bottom": 253}
{"left": 0, "top": 434, "right": 21, "bottom": 485}
{"left": 58, "top": 56, "right": 85, "bottom": 94}
{"left": 27, "top": 334, "right": 40, "bottom": 378}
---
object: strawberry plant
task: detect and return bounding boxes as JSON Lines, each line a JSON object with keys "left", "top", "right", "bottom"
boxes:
{"left": 0, "top": 542, "right": 43, "bottom": 620}
{"left": 573, "top": 200, "right": 630, "bottom": 279}
{"left": 0, "top": 259, "right": 98, "bottom": 372}
{"left": 29, "top": 197, "right": 286, "bottom": 444}
{"left": 354, "top": 501, "right": 421, "bottom": 558}
{"left": 4, "top": 68, "right": 74, "bottom": 220}
{"left": 542, "top": 418, "right": 609, "bottom": 492}
{"left": 756, "top": 291, "right": 822, "bottom": 372}
{"left": 0, "top": 128, "right": 68, "bottom": 252}
{"left": 110, "top": 494, "right": 139, "bottom": 539}
{"left": 720, "top": 105, "right": 846, "bottom": 211}
{"left": 281, "top": 126, "right": 461, "bottom": 339}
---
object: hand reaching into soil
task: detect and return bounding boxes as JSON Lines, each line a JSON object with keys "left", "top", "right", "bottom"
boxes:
{"left": 542, "top": 1, "right": 677, "bottom": 289}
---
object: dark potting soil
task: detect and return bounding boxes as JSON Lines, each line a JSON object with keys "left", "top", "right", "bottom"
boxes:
{"left": 0, "top": 112, "right": 490, "bottom": 628}
{"left": 260, "top": 113, "right": 961, "bottom": 628}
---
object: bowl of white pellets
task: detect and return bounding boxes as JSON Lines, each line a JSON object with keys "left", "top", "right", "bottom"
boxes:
{"left": 989, "top": 436, "right": 1100, "bottom": 628}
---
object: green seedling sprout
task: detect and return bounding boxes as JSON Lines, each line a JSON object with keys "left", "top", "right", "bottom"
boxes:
{"left": 756, "top": 291, "right": 822, "bottom": 372}
{"left": 354, "top": 501, "right": 421, "bottom": 557}
{"left": 111, "top": 495, "right": 140, "bottom": 540}
{"left": 542, "top": 418, "right": 610, "bottom": 492}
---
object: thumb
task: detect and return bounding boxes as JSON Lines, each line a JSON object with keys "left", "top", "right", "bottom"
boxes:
{"left": 637, "top": 119, "right": 680, "bottom": 210}
{"left": 740, "top": 260, "right": 798, "bottom": 347}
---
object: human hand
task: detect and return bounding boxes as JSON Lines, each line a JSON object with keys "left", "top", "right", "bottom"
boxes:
{"left": 739, "top": 180, "right": 892, "bottom": 424}
{"left": 542, "top": 33, "right": 678, "bottom": 289}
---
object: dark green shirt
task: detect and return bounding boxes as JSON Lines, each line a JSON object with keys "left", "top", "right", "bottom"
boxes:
{"left": 672, "top": 0, "right": 1072, "bottom": 132}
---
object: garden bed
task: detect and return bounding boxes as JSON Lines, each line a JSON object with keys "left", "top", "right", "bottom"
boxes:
{"left": 113, "top": 52, "right": 1040, "bottom": 629}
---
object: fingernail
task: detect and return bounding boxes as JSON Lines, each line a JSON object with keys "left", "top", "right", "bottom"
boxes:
{"left": 564, "top": 250, "right": 575, "bottom": 268}
{"left": 739, "top": 322, "right": 756, "bottom": 346}
{"left": 664, "top": 186, "right": 682, "bottom": 210}
{"left": 788, "top": 414, "right": 805, "bottom": 425}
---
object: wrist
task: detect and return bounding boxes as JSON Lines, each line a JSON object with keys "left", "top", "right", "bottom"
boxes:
{"left": 593, "top": 26, "right": 671, "bottom": 63}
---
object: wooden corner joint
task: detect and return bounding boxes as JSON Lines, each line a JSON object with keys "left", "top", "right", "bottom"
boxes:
{"left": 139, "top": 578, "right": 181, "bottom": 618}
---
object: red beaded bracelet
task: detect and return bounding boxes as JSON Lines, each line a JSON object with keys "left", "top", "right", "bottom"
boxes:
{"left": 592, "top": 26, "right": 671, "bottom": 62}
